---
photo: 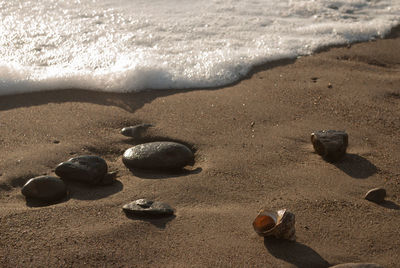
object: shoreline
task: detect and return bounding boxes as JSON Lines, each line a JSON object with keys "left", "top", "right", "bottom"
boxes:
{"left": 1, "top": 32, "right": 400, "bottom": 267}
{"left": 1, "top": 23, "right": 399, "bottom": 99}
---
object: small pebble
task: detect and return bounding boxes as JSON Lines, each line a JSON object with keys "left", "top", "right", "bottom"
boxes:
{"left": 311, "top": 130, "right": 348, "bottom": 162}
{"left": 123, "top": 199, "right": 174, "bottom": 217}
{"left": 55, "top": 155, "right": 108, "bottom": 185}
{"left": 121, "top": 124, "right": 153, "bottom": 138}
{"left": 21, "top": 176, "right": 67, "bottom": 202}
{"left": 365, "top": 188, "right": 386, "bottom": 203}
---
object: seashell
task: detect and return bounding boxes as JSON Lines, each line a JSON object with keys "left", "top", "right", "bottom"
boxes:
{"left": 253, "top": 209, "right": 296, "bottom": 241}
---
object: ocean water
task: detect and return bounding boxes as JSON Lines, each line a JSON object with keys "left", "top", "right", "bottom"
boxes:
{"left": 0, "top": 0, "right": 399, "bottom": 95}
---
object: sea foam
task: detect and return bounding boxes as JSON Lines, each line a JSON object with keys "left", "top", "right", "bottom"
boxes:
{"left": 0, "top": 0, "right": 399, "bottom": 95}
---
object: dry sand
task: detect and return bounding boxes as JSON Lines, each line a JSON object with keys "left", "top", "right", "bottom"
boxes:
{"left": 1, "top": 31, "right": 400, "bottom": 267}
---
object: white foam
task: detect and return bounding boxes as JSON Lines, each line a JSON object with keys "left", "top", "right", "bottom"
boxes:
{"left": 0, "top": 0, "right": 399, "bottom": 96}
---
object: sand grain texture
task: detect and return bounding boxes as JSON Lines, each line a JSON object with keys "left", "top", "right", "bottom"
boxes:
{"left": 1, "top": 35, "right": 400, "bottom": 267}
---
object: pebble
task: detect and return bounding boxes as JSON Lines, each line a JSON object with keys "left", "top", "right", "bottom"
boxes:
{"left": 311, "top": 130, "right": 348, "bottom": 162}
{"left": 365, "top": 188, "right": 386, "bottom": 203}
{"left": 123, "top": 199, "right": 174, "bottom": 217}
{"left": 55, "top": 155, "right": 108, "bottom": 185}
{"left": 121, "top": 124, "right": 153, "bottom": 138}
{"left": 21, "top": 176, "right": 67, "bottom": 202}
{"left": 329, "top": 263, "right": 383, "bottom": 268}
{"left": 122, "top": 141, "right": 194, "bottom": 170}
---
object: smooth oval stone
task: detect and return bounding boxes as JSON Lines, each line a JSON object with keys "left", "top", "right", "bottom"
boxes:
{"left": 311, "top": 130, "right": 348, "bottom": 162}
{"left": 121, "top": 124, "right": 153, "bottom": 138}
{"left": 55, "top": 155, "right": 107, "bottom": 185}
{"left": 123, "top": 199, "right": 174, "bottom": 217}
{"left": 122, "top": 142, "right": 194, "bottom": 170}
{"left": 329, "top": 263, "right": 383, "bottom": 268}
{"left": 365, "top": 188, "right": 386, "bottom": 203}
{"left": 21, "top": 176, "right": 67, "bottom": 202}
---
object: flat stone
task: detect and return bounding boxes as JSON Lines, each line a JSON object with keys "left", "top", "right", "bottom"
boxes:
{"left": 55, "top": 155, "right": 108, "bottom": 185}
{"left": 123, "top": 199, "right": 174, "bottom": 217}
{"left": 365, "top": 188, "right": 386, "bottom": 203}
{"left": 121, "top": 124, "right": 153, "bottom": 138}
{"left": 329, "top": 263, "right": 383, "bottom": 268}
{"left": 122, "top": 141, "right": 193, "bottom": 170}
{"left": 311, "top": 130, "right": 348, "bottom": 162}
{"left": 21, "top": 176, "right": 67, "bottom": 202}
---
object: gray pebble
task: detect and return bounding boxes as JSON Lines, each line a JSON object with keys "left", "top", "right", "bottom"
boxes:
{"left": 365, "top": 188, "right": 386, "bottom": 203}
{"left": 123, "top": 199, "right": 174, "bottom": 217}
{"left": 21, "top": 176, "right": 67, "bottom": 202}
{"left": 55, "top": 155, "right": 108, "bottom": 185}
{"left": 311, "top": 130, "right": 348, "bottom": 162}
{"left": 122, "top": 141, "right": 193, "bottom": 170}
{"left": 121, "top": 124, "right": 153, "bottom": 138}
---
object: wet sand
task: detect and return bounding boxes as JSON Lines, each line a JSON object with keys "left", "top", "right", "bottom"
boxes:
{"left": 1, "top": 31, "right": 400, "bottom": 267}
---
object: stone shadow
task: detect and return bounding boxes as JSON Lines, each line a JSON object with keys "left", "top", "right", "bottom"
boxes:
{"left": 378, "top": 200, "right": 400, "bottom": 210}
{"left": 124, "top": 213, "right": 176, "bottom": 229}
{"left": 264, "top": 237, "right": 330, "bottom": 268}
{"left": 128, "top": 167, "right": 202, "bottom": 179}
{"left": 65, "top": 179, "right": 123, "bottom": 200}
{"left": 25, "top": 194, "right": 70, "bottom": 207}
{"left": 333, "top": 154, "right": 377, "bottom": 179}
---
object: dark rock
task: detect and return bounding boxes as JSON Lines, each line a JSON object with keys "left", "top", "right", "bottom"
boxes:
{"left": 121, "top": 124, "right": 153, "bottom": 138}
{"left": 99, "top": 171, "right": 118, "bottom": 186}
{"left": 311, "top": 130, "right": 348, "bottom": 162}
{"left": 122, "top": 141, "right": 194, "bottom": 170}
{"left": 123, "top": 199, "right": 174, "bottom": 217}
{"left": 365, "top": 188, "right": 386, "bottom": 203}
{"left": 21, "top": 176, "right": 67, "bottom": 202}
{"left": 55, "top": 155, "right": 107, "bottom": 185}
{"left": 329, "top": 263, "right": 383, "bottom": 268}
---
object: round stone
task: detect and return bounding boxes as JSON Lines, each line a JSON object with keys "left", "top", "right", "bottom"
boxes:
{"left": 21, "top": 176, "right": 67, "bottom": 202}
{"left": 122, "top": 141, "right": 194, "bottom": 170}
{"left": 365, "top": 188, "right": 386, "bottom": 203}
{"left": 55, "top": 155, "right": 108, "bottom": 185}
{"left": 123, "top": 199, "right": 174, "bottom": 217}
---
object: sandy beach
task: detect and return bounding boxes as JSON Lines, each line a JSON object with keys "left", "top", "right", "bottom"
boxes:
{"left": 1, "top": 30, "right": 400, "bottom": 267}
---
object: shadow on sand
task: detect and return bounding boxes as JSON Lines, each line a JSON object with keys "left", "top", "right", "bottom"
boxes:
{"left": 377, "top": 200, "right": 400, "bottom": 210}
{"left": 264, "top": 237, "right": 330, "bottom": 268}
{"left": 333, "top": 154, "right": 377, "bottom": 179}
{"left": 128, "top": 167, "right": 202, "bottom": 179}
{"left": 124, "top": 213, "right": 176, "bottom": 229}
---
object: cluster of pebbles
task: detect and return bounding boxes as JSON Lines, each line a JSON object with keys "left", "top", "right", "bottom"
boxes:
{"left": 20, "top": 127, "right": 388, "bottom": 267}
{"left": 310, "top": 130, "right": 387, "bottom": 204}
{"left": 252, "top": 130, "right": 387, "bottom": 268}
{"left": 21, "top": 124, "right": 194, "bottom": 217}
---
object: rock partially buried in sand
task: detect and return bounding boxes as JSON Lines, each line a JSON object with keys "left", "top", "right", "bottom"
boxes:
{"left": 121, "top": 124, "right": 153, "bottom": 138}
{"left": 311, "top": 130, "right": 348, "bottom": 162}
{"left": 365, "top": 188, "right": 386, "bottom": 204}
{"left": 122, "top": 141, "right": 194, "bottom": 170}
{"left": 123, "top": 199, "right": 174, "bottom": 217}
{"left": 21, "top": 176, "right": 67, "bottom": 202}
{"left": 329, "top": 263, "right": 383, "bottom": 268}
{"left": 253, "top": 209, "right": 296, "bottom": 241}
{"left": 55, "top": 155, "right": 108, "bottom": 185}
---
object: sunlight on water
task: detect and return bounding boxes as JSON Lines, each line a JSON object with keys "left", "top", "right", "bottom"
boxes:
{"left": 0, "top": 0, "right": 399, "bottom": 95}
